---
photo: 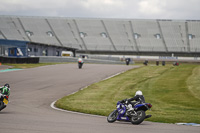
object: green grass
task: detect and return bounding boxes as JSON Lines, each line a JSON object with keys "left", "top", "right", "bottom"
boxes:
{"left": 55, "top": 63, "right": 200, "bottom": 124}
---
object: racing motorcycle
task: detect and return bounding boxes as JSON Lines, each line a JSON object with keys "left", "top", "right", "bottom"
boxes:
{"left": 107, "top": 100, "right": 152, "bottom": 125}
{"left": 125, "top": 58, "right": 131, "bottom": 65}
{"left": 0, "top": 94, "right": 9, "bottom": 111}
{"left": 78, "top": 61, "right": 83, "bottom": 69}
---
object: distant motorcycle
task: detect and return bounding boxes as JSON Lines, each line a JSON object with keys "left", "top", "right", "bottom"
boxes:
{"left": 78, "top": 61, "right": 83, "bottom": 69}
{"left": 107, "top": 100, "right": 152, "bottom": 125}
{"left": 77, "top": 57, "right": 84, "bottom": 69}
{"left": 125, "top": 58, "right": 131, "bottom": 65}
{"left": 0, "top": 94, "right": 9, "bottom": 111}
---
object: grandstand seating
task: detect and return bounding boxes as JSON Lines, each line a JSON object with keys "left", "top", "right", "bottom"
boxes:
{"left": 19, "top": 17, "right": 59, "bottom": 45}
{"left": 131, "top": 20, "right": 165, "bottom": 52}
{"left": 75, "top": 19, "right": 115, "bottom": 51}
{"left": 0, "top": 17, "right": 28, "bottom": 41}
{"left": 1, "top": 16, "right": 200, "bottom": 54}
{"left": 103, "top": 20, "right": 136, "bottom": 51}
{"left": 187, "top": 21, "right": 200, "bottom": 52}
{"left": 159, "top": 20, "right": 188, "bottom": 52}
{"left": 47, "top": 18, "right": 81, "bottom": 49}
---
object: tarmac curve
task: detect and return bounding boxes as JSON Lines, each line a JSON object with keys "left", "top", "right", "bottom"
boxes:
{"left": 0, "top": 64, "right": 199, "bottom": 133}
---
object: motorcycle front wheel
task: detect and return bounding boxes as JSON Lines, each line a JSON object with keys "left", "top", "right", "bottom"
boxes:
{"left": 130, "top": 110, "right": 146, "bottom": 125}
{"left": 0, "top": 101, "right": 5, "bottom": 111}
{"left": 107, "top": 110, "right": 118, "bottom": 123}
{"left": 78, "top": 63, "right": 82, "bottom": 69}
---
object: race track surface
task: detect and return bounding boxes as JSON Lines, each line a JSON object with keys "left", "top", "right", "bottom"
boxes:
{"left": 0, "top": 64, "right": 199, "bottom": 133}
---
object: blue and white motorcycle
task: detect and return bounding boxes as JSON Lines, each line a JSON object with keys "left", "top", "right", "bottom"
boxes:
{"left": 107, "top": 100, "right": 152, "bottom": 125}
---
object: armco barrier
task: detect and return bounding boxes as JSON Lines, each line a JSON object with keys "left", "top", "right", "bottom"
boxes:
{"left": 0, "top": 56, "right": 39, "bottom": 63}
{"left": 0, "top": 56, "right": 132, "bottom": 65}
{"left": 39, "top": 56, "right": 127, "bottom": 65}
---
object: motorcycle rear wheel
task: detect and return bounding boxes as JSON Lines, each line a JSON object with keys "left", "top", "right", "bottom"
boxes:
{"left": 107, "top": 110, "right": 118, "bottom": 123}
{"left": 130, "top": 110, "right": 145, "bottom": 125}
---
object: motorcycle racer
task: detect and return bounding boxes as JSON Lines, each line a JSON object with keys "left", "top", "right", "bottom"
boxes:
{"left": 107, "top": 90, "right": 152, "bottom": 124}
{"left": 128, "top": 90, "right": 145, "bottom": 105}
{"left": 0, "top": 83, "right": 10, "bottom": 96}
{"left": 0, "top": 83, "right": 10, "bottom": 111}
{"left": 78, "top": 57, "right": 84, "bottom": 63}
{"left": 77, "top": 57, "right": 84, "bottom": 69}
{"left": 121, "top": 90, "right": 145, "bottom": 109}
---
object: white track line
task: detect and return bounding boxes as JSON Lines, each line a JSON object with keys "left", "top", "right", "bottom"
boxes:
{"left": 51, "top": 100, "right": 105, "bottom": 118}
{"left": 50, "top": 71, "right": 125, "bottom": 117}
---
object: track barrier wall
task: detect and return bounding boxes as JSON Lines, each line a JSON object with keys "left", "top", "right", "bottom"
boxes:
{"left": 39, "top": 56, "right": 126, "bottom": 65}
{"left": 0, "top": 56, "right": 39, "bottom": 63}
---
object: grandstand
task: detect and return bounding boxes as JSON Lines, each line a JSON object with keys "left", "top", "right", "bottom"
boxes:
{"left": 0, "top": 15, "right": 200, "bottom": 57}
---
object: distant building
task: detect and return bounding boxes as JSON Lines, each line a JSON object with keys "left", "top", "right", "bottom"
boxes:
{"left": 0, "top": 39, "right": 76, "bottom": 57}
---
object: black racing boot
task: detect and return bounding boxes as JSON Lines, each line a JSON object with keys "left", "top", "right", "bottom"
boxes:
{"left": 145, "top": 115, "right": 152, "bottom": 119}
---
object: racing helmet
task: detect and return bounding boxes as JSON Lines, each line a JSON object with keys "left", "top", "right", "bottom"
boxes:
{"left": 4, "top": 83, "right": 10, "bottom": 88}
{"left": 135, "top": 90, "right": 142, "bottom": 96}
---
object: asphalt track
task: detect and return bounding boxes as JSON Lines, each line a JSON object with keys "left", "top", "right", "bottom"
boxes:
{"left": 0, "top": 64, "right": 199, "bottom": 133}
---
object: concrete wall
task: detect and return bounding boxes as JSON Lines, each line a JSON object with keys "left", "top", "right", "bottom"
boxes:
{"left": 39, "top": 56, "right": 127, "bottom": 65}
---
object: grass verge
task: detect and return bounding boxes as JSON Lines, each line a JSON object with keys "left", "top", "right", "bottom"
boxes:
{"left": 55, "top": 63, "right": 200, "bottom": 124}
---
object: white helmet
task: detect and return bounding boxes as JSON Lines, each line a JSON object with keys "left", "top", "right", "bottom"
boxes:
{"left": 135, "top": 90, "right": 143, "bottom": 96}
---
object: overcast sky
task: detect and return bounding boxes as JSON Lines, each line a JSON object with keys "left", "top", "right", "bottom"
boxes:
{"left": 0, "top": 0, "right": 199, "bottom": 20}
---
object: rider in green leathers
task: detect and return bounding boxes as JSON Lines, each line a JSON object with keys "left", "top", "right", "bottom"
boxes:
{"left": 0, "top": 83, "right": 10, "bottom": 111}
{"left": 0, "top": 83, "right": 10, "bottom": 96}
